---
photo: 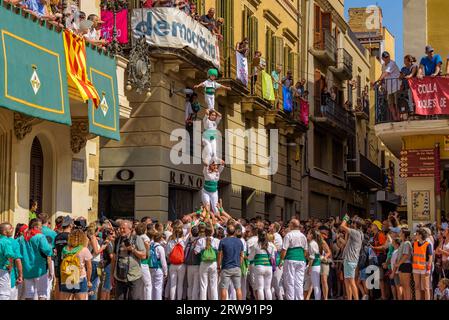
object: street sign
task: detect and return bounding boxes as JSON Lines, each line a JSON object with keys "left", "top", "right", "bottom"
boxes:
{"left": 399, "top": 149, "right": 436, "bottom": 178}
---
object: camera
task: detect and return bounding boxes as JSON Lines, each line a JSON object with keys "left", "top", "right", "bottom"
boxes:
{"left": 123, "top": 237, "right": 131, "bottom": 247}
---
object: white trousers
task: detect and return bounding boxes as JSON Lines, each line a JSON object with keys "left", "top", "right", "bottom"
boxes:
{"left": 169, "top": 264, "right": 186, "bottom": 300}
{"left": 283, "top": 260, "right": 306, "bottom": 300}
{"left": 309, "top": 266, "right": 321, "bottom": 300}
{"left": 24, "top": 274, "right": 48, "bottom": 300}
{"left": 10, "top": 286, "right": 18, "bottom": 300}
{"left": 202, "top": 138, "right": 218, "bottom": 162}
{"left": 150, "top": 268, "right": 164, "bottom": 300}
{"left": 201, "top": 189, "right": 218, "bottom": 214}
{"left": 254, "top": 265, "right": 273, "bottom": 300}
{"left": 187, "top": 265, "right": 200, "bottom": 300}
{"left": 241, "top": 273, "right": 247, "bottom": 300}
{"left": 272, "top": 266, "right": 284, "bottom": 300}
{"left": 47, "top": 262, "right": 54, "bottom": 300}
{"left": 199, "top": 262, "right": 218, "bottom": 300}
{"left": 205, "top": 94, "right": 215, "bottom": 110}
{"left": 0, "top": 269, "right": 11, "bottom": 300}
{"left": 141, "top": 264, "right": 152, "bottom": 300}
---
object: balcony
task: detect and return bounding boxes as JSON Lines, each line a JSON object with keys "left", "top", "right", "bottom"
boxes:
{"left": 347, "top": 153, "right": 384, "bottom": 190}
{"left": 329, "top": 48, "right": 353, "bottom": 80}
{"left": 354, "top": 97, "right": 370, "bottom": 121}
{"left": 264, "top": 101, "right": 309, "bottom": 137}
{"left": 132, "top": 7, "right": 220, "bottom": 74}
{"left": 374, "top": 77, "right": 449, "bottom": 157}
{"left": 310, "top": 29, "right": 336, "bottom": 66}
{"left": 312, "top": 95, "right": 355, "bottom": 135}
{"left": 0, "top": 1, "right": 123, "bottom": 144}
{"left": 217, "top": 45, "right": 250, "bottom": 103}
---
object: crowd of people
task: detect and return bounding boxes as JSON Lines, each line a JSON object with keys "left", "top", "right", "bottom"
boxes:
{"left": 373, "top": 45, "right": 449, "bottom": 121}
{"left": 1, "top": 201, "right": 449, "bottom": 301}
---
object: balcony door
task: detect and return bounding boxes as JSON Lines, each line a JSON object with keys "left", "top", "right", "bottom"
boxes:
{"left": 314, "top": 5, "right": 332, "bottom": 50}
{"left": 30, "top": 137, "right": 43, "bottom": 215}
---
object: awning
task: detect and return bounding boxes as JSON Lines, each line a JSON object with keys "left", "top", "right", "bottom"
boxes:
{"left": 0, "top": 5, "right": 71, "bottom": 125}
{"left": 85, "top": 45, "right": 120, "bottom": 141}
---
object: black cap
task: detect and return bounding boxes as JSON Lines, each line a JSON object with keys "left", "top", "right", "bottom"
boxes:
{"left": 381, "top": 51, "right": 390, "bottom": 59}
{"left": 61, "top": 215, "right": 73, "bottom": 227}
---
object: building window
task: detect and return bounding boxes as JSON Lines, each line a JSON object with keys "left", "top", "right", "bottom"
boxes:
{"left": 284, "top": 198, "right": 294, "bottom": 221}
{"left": 286, "top": 139, "right": 292, "bottom": 187}
{"left": 314, "top": 131, "right": 327, "bottom": 170}
{"left": 168, "top": 187, "right": 195, "bottom": 221}
{"left": 243, "top": 7, "right": 258, "bottom": 66}
{"left": 264, "top": 193, "right": 275, "bottom": 220}
{"left": 30, "top": 137, "right": 43, "bottom": 215}
{"left": 99, "top": 185, "right": 135, "bottom": 220}
{"left": 265, "top": 27, "right": 275, "bottom": 73}
{"left": 332, "top": 140, "right": 344, "bottom": 177}
{"left": 245, "top": 118, "right": 251, "bottom": 173}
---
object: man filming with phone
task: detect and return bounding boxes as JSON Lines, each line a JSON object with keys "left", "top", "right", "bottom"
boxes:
{"left": 111, "top": 220, "right": 146, "bottom": 300}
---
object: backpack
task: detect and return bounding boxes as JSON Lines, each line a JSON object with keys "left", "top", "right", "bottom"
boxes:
{"left": 169, "top": 242, "right": 185, "bottom": 265}
{"left": 184, "top": 238, "right": 201, "bottom": 265}
{"left": 358, "top": 243, "right": 370, "bottom": 270}
{"left": 201, "top": 246, "right": 217, "bottom": 263}
{"left": 60, "top": 245, "right": 83, "bottom": 286}
{"left": 148, "top": 243, "right": 161, "bottom": 269}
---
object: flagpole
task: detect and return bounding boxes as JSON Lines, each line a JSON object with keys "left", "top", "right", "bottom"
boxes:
{"left": 109, "top": 1, "right": 122, "bottom": 55}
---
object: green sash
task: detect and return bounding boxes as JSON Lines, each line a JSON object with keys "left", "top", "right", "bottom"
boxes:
{"left": 204, "top": 180, "right": 218, "bottom": 193}
{"left": 205, "top": 87, "right": 216, "bottom": 95}
{"left": 254, "top": 253, "right": 271, "bottom": 267}
{"left": 312, "top": 254, "right": 321, "bottom": 266}
{"left": 285, "top": 247, "right": 306, "bottom": 262}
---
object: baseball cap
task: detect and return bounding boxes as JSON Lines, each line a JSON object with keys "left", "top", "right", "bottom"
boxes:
{"left": 381, "top": 51, "right": 390, "bottom": 58}
{"left": 61, "top": 215, "right": 73, "bottom": 227}
{"left": 390, "top": 227, "right": 401, "bottom": 234}
{"left": 425, "top": 45, "right": 434, "bottom": 53}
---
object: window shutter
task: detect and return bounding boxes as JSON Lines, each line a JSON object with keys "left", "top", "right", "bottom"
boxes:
{"left": 291, "top": 52, "right": 299, "bottom": 83}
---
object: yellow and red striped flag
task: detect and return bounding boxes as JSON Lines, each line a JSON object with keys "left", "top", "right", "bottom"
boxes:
{"left": 63, "top": 30, "right": 100, "bottom": 107}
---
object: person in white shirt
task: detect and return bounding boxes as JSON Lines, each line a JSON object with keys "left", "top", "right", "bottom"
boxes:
{"left": 373, "top": 51, "right": 401, "bottom": 121}
{"left": 149, "top": 231, "right": 168, "bottom": 300}
{"left": 280, "top": 219, "right": 308, "bottom": 300}
{"left": 135, "top": 223, "right": 152, "bottom": 300}
{"left": 248, "top": 229, "right": 276, "bottom": 300}
{"left": 202, "top": 109, "right": 222, "bottom": 163}
{"left": 166, "top": 228, "right": 186, "bottom": 300}
{"left": 269, "top": 222, "right": 284, "bottom": 300}
{"left": 246, "top": 225, "right": 259, "bottom": 296}
{"left": 194, "top": 68, "right": 231, "bottom": 110}
{"left": 201, "top": 159, "right": 225, "bottom": 214}
{"left": 194, "top": 223, "right": 220, "bottom": 300}
{"left": 304, "top": 230, "right": 322, "bottom": 300}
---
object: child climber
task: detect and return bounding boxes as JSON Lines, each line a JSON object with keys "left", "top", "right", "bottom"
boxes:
{"left": 202, "top": 109, "right": 222, "bottom": 163}
{"left": 194, "top": 68, "right": 231, "bottom": 110}
{"left": 202, "top": 158, "right": 225, "bottom": 214}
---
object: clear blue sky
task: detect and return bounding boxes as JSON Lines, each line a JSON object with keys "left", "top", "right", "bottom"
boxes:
{"left": 345, "top": 0, "right": 403, "bottom": 66}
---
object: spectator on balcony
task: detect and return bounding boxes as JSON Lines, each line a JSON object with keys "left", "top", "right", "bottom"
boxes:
{"left": 142, "top": 0, "right": 153, "bottom": 7}
{"left": 153, "top": 0, "right": 175, "bottom": 7}
{"left": 250, "top": 51, "right": 263, "bottom": 95}
{"left": 84, "top": 14, "right": 108, "bottom": 47}
{"left": 418, "top": 46, "right": 443, "bottom": 79}
{"left": 176, "top": 0, "right": 190, "bottom": 15}
{"left": 282, "top": 71, "right": 294, "bottom": 89}
{"left": 236, "top": 38, "right": 249, "bottom": 57}
{"left": 373, "top": 51, "right": 401, "bottom": 121}
{"left": 271, "top": 66, "right": 282, "bottom": 108}
{"left": 446, "top": 55, "right": 449, "bottom": 76}
{"left": 200, "top": 8, "right": 216, "bottom": 32}
{"left": 400, "top": 55, "right": 418, "bottom": 115}
{"left": 21, "top": 0, "right": 46, "bottom": 17}
{"left": 190, "top": 2, "right": 200, "bottom": 21}
{"left": 213, "top": 18, "right": 224, "bottom": 41}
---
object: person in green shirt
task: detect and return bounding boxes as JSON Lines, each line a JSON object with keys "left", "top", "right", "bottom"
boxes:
{"left": 29, "top": 200, "right": 38, "bottom": 222}
{"left": 0, "top": 222, "right": 20, "bottom": 300}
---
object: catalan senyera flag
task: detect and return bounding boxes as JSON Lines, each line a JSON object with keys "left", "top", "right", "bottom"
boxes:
{"left": 63, "top": 30, "right": 100, "bottom": 107}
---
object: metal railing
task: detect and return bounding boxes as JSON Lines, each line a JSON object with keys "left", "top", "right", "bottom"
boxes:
{"left": 360, "top": 154, "right": 383, "bottom": 185}
{"left": 336, "top": 48, "right": 353, "bottom": 74}
{"left": 313, "top": 29, "right": 336, "bottom": 56}
{"left": 315, "top": 95, "right": 355, "bottom": 134}
{"left": 374, "top": 77, "right": 449, "bottom": 124}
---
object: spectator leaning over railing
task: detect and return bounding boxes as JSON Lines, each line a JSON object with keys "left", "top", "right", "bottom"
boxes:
{"left": 372, "top": 51, "right": 401, "bottom": 122}
{"left": 236, "top": 38, "right": 249, "bottom": 57}
{"left": 399, "top": 55, "right": 418, "bottom": 116}
{"left": 200, "top": 8, "right": 216, "bottom": 32}
{"left": 271, "top": 66, "right": 282, "bottom": 108}
{"left": 153, "top": 0, "right": 175, "bottom": 7}
{"left": 84, "top": 14, "right": 108, "bottom": 47}
{"left": 418, "top": 45, "right": 443, "bottom": 79}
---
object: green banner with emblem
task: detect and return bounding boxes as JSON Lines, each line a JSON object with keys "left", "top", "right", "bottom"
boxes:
{"left": 86, "top": 46, "right": 120, "bottom": 141}
{"left": 0, "top": 4, "right": 71, "bottom": 125}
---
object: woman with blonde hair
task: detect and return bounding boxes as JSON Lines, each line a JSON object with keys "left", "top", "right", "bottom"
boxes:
{"left": 59, "top": 228, "right": 93, "bottom": 300}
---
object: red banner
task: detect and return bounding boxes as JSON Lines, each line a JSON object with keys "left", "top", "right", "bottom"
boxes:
{"left": 409, "top": 77, "right": 449, "bottom": 115}
{"left": 100, "top": 9, "right": 129, "bottom": 44}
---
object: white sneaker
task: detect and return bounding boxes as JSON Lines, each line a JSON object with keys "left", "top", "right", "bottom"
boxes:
{"left": 362, "top": 294, "right": 369, "bottom": 300}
